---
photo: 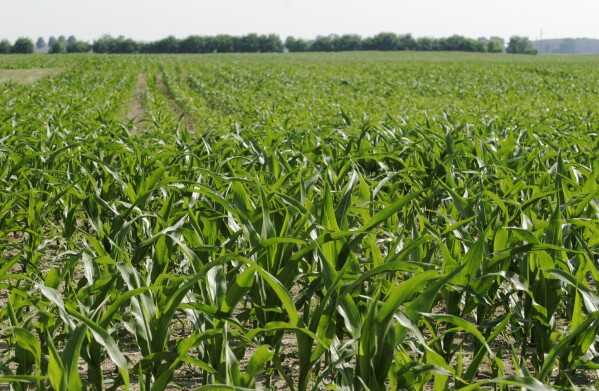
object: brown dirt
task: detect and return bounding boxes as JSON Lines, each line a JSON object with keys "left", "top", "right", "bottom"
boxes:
{"left": 126, "top": 73, "right": 148, "bottom": 135}
{"left": 0, "top": 68, "right": 62, "bottom": 84}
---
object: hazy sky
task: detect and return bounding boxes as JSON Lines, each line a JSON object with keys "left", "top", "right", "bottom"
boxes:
{"left": 1, "top": 0, "right": 597, "bottom": 42}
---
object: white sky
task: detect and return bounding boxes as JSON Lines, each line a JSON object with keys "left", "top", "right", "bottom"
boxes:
{"left": 1, "top": 0, "right": 598, "bottom": 42}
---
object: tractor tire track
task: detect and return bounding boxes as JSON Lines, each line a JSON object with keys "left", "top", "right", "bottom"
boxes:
{"left": 126, "top": 73, "right": 148, "bottom": 135}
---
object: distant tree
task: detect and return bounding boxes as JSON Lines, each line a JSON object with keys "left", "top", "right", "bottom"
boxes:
{"left": 0, "top": 39, "right": 11, "bottom": 54}
{"left": 35, "top": 37, "right": 46, "bottom": 51}
{"left": 144, "top": 35, "right": 180, "bottom": 53}
{"left": 49, "top": 41, "right": 65, "bottom": 54}
{"left": 67, "top": 35, "right": 77, "bottom": 48}
{"left": 397, "top": 34, "right": 416, "bottom": 50}
{"left": 367, "top": 32, "right": 398, "bottom": 51}
{"left": 309, "top": 35, "right": 335, "bottom": 52}
{"left": 558, "top": 38, "right": 576, "bottom": 54}
{"left": 92, "top": 35, "right": 111, "bottom": 53}
{"left": 66, "top": 41, "right": 90, "bottom": 53}
{"left": 436, "top": 36, "right": 450, "bottom": 50}
{"left": 414, "top": 37, "right": 438, "bottom": 51}
{"left": 487, "top": 37, "right": 504, "bottom": 53}
{"left": 258, "top": 34, "right": 284, "bottom": 52}
{"left": 490, "top": 36, "right": 505, "bottom": 46}
{"left": 334, "top": 34, "right": 362, "bottom": 51}
{"left": 203, "top": 37, "right": 218, "bottom": 53}
{"left": 477, "top": 37, "right": 489, "bottom": 52}
{"left": 285, "top": 36, "right": 308, "bottom": 52}
{"left": 11, "top": 37, "right": 35, "bottom": 54}
{"left": 113, "top": 37, "right": 139, "bottom": 53}
{"left": 92, "top": 35, "right": 138, "bottom": 53}
{"left": 438, "top": 35, "right": 469, "bottom": 51}
{"left": 470, "top": 38, "right": 487, "bottom": 52}
{"left": 506, "top": 36, "right": 537, "bottom": 54}
{"left": 34, "top": 32, "right": 519, "bottom": 56}
{"left": 180, "top": 35, "right": 208, "bottom": 53}
{"left": 213, "top": 35, "right": 235, "bottom": 53}
{"left": 91, "top": 35, "right": 130, "bottom": 53}
{"left": 141, "top": 36, "right": 179, "bottom": 53}
{"left": 361, "top": 36, "right": 374, "bottom": 50}
{"left": 48, "top": 36, "right": 67, "bottom": 53}
{"left": 238, "top": 33, "right": 260, "bottom": 52}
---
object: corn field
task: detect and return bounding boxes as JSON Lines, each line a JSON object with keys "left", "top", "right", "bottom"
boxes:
{"left": 0, "top": 52, "right": 598, "bottom": 390}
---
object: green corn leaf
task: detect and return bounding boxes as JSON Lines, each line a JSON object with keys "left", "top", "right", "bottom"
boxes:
{"left": 423, "top": 313, "right": 492, "bottom": 356}
{"left": 459, "top": 375, "right": 557, "bottom": 391}
{"left": 67, "top": 309, "right": 130, "bottom": 389}
{"left": 0, "top": 376, "right": 47, "bottom": 384}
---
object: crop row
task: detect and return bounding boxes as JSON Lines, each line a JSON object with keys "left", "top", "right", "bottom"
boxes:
{"left": 0, "top": 53, "right": 598, "bottom": 390}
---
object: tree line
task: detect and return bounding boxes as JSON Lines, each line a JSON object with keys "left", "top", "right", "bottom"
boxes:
{"left": 0, "top": 35, "right": 90, "bottom": 54}
{"left": 0, "top": 34, "right": 538, "bottom": 54}
{"left": 532, "top": 38, "right": 599, "bottom": 54}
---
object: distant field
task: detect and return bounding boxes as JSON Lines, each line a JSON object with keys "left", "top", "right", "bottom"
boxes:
{"left": 0, "top": 68, "right": 62, "bottom": 84}
{"left": 0, "top": 52, "right": 598, "bottom": 390}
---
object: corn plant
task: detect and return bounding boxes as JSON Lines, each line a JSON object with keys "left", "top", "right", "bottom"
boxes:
{"left": 0, "top": 52, "right": 598, "bottom": 390}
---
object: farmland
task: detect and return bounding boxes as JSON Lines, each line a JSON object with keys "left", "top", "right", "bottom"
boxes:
{"left": 0, "top": 52, "right": 598, "bottom": 390}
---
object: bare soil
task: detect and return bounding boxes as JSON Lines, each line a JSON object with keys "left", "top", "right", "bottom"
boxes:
{"left": 0, "top": 68, "right": 62, "bottom": 84}
{"left": 126, "top": 73, "right": 148, "bottom": 134}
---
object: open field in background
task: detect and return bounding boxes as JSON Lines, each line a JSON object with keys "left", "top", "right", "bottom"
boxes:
{"left": 0, "top": 69, "right": 62, "bottom": 85}
{"left": 0, "top": 52, "right": 598, "bottom": 390}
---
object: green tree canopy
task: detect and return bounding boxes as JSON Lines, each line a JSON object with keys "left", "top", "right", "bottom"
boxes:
{"left": 143, "top": 35, "right": 180, "bottom": 53}
{"left": 0, "top": 32, "right": 516, "bottom": 55}
{"left": 35, "top": 37, "right": 46, "bottom": 51}
{"left": 66, "top": 41, "right": 90, "bottom": 53}
{"left": 0, "top": 39, "right": 11, "bottom": 54}
{"left": 258, "top": 34, "right": 283, "bottom": 53}
{"left": 506, "top": 36, "right": 538, "bottom": 54}
{"left": 414, "top": 37, "right": 438, "bottom": 51}
{"left": 11, "top": 37, "right": 34, "bottom": 54}
{"left": 67, "top": 35, "right": 77, "bottom": 47}
{"left": 309, "top": 35, "right": 335, "bottom": 52}
{"left": 487, "top": 37, "right": 505, "bottom": 53}
{"left": 212, "top": 35, "right": 235, "bottom": 53}
{"left": 365, "top": 32, "right": 398, "bottom": 51}
{"left": 49, "top": 41, "right": 65, "bottom": 54}
{"left": 238, "top": 33, "right": 260, "bottom": 52}
{"left": 285, "top": 36, "right": 308, "bottom": 52}
{"left": 179, "top": 35, "right": 209, "bottom": 53}
{"left": 397, "top": 34, "right": 416, "bottom": 50}
{"left": 334, "top": 34, "right": 363, "bottom": 51}
{"left": 93, "top": 35, "right": 139, "bottom": 53}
